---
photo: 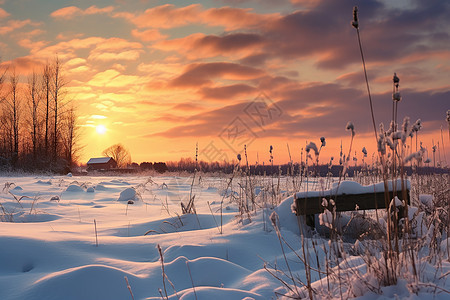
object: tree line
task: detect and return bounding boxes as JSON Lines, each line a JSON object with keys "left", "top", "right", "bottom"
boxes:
{"left": 0, "top": 57, "right": 81, "bottom": 173}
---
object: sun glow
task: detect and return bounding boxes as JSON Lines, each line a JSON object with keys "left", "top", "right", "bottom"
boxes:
{"left": 96, "top": 124, "right": 107, "bottom": 135}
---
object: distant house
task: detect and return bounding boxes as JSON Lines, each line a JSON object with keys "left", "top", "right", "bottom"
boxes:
{"left": 87, "top": 157, "right": 117, "bottom": 171}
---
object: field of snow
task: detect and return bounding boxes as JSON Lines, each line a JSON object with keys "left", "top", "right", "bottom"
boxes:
{"left": 0, "top": 174, "right": 448, "bottom": 300}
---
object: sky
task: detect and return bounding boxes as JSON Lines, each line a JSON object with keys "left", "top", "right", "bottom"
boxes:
{"left": 0, "top": 0, "right": 449, "bottom": 166}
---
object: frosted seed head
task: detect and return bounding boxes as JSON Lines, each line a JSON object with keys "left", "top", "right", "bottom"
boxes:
{"left": 402, "top": 117, "right": 410, "bottom": 133}
{"left": 306, "top": 142, "right": 319, "bottom": 156}
{"left": 346, "top": 122, "right": 355, "bottom": 137}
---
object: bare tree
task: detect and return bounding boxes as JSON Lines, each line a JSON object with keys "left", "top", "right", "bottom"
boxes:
{"left": 0, "top": 64, "right": 9, "bottom": 160}
{"left": 4, "top": 69, "right": 21, "bottom": 166}
{"left": 102, "top": 144, "right": 131, "bottom": 168}
{"left": 52, "top": 57, "right": 63, "bottom": 161}
{"left": 27, "top": 71, "right": 41, "bottom": 160}
{"left": 42, "top": 62, "right": 51, "bottom": 157}
{"left": 0, "top": 57, "right": 80, "bottom": 171}
{"left": 61, "top": 105, "right": 82, "bottom": 167}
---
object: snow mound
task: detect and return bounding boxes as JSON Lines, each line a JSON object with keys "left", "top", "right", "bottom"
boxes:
{"left": 94, "top": 184, "right": 107, "bottom": 191}
{"left": 108, "top": 214, "right": 233, "bottom": 237}
{"left": 100, "top": 179, "right": 130, "bottom": 186}
{"left": 36, "top": 180, "right": 52, "bottom": 185}
{"left": 420, "top": 194, "right": 433, "bottom": 208}
{"left": 9, "top": 212, "right": 60, "bottom": 223}
{"left": 66, "top": 184, "right": 84, "bottom": 192}
{"left": 86, "top": 186, "right": 95, "bottom": 193}
{"left": 118, "top": 187, "right": 137, "bottom": 201}
{"left": 273, "top": 195, "right": 301, "bottom": 234}
{"left": 24, "top": 264, "right": 141, "bottom": 300}
{"left": 151, "top": 286, "right": 265, "bottom": 300}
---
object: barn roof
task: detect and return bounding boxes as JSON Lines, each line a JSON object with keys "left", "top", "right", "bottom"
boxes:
{"left": 87, "top": 157, "right": 115, "bottom": 164}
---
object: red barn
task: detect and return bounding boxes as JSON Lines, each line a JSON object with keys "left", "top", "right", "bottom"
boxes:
{"left": 87, "top": 157, "right": 117, "bottom": 171}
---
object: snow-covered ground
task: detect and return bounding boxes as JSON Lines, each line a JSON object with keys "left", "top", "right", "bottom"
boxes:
{"left": 0, "top": 174, "right": 448, "bottom": 299}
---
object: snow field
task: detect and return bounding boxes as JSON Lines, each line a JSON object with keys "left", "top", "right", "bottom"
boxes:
{"left": 0, "top": 174, "right": 448, "bottom": 299}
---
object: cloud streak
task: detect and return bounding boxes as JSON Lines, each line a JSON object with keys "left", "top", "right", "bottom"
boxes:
{"left": 115, "top": 4, "right": 279, "bottom": 30}
{"left": 51, "top": 5, "right": 115, "bottom": 19}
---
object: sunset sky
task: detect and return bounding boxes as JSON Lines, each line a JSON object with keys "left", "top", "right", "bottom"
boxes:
{"left": 1, "top": 0, "right": 449, "bottom": 166}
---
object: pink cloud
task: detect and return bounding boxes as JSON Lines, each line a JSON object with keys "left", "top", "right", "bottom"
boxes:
{"left": 169, "top": 62, "right": 266, "bottom": 87}
{"left": 290, "top": 0, "right": 321, "bottom": 8}
{"left": 0, "top": 57, "right": 45, "bottom": 75}
{"left": 202, "top": 7, "right": 279, "bottom": 30}
{"left": 51, "top": 5, "right": 114, "bottom": 19}
{"left": 171, "top": 103, "right": 203, "bottom": 111}
{"left": 200, "top": 84, "right": 257, "bottom": 100}
{"left": 154, "top": 32, "right": 265, "bottom": 59}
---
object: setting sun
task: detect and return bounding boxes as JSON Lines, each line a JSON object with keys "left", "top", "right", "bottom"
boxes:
{"left": 96, "top": 125, "right": 107, "bottom": 135}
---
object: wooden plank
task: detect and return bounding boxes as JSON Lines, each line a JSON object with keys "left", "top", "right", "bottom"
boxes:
{"left": 294, "top": 189, "right": 410, "bottom": 216}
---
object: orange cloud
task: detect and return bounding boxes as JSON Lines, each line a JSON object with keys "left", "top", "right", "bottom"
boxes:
{"left": 28, "top": 37, "right": 143, "bottom": 61}
{"left": 0, "top": 19, "right": 39, "bottom": 35}
{"left": 118, "top": 4, "right": 201, "bottom": 29}
{"left": 87, "top": 37, "right": 143, "bottom": 62}
{"left": 28, "top": 37, "right": 107, "bottom": 61}
{"left": 50, "top": 6, "right": 81, "bottom": 19}
{"left": 137, "top": 62, "right": 183, "bottom": 80}
{"left": 85, "top": 5, "right": 114, "bottom": 15}
{"left": 87, "top": 69, "right": 142, "bottom": 88}
{"left": 17, "top": 38, "right": 48, "bottom": 50}
{"left": 88, "top": 50, "right": 142, "bottom": 61}
{"left": 56, "top": 32, "right": 84, "bottom": 40}
{"left": 131, "top": 29, "right": 167, "bottom": 42}
{"left": 115, "top": 4, "right": 279, "bottom": 30}
{"left": 22, "top": 29, "right": 45, "bottom": 38}
{"left": 66, "top": 57, "right": 87, "bottom": 67}
{"left": 0, "top": 57, "right": 44, "bottom": 74}
{"left": 51, "top": 5, "right": 115, "bottom": 19}
{"left": 91, "top": 37, "right": 142, "bottom": 52}
{"left": 0, "top": 7, "right": 10, "bottom": 18}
